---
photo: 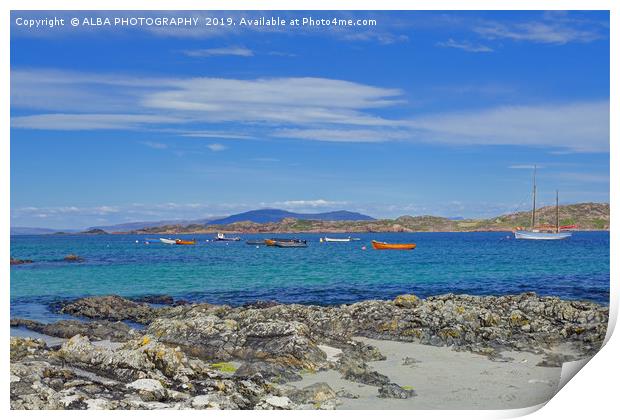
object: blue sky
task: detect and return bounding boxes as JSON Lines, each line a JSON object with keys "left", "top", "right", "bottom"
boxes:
{"left": 10, "top": 10, "right": 610, "bottom": 228}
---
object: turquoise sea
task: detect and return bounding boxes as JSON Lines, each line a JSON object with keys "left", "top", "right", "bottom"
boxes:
{"left": 10, "top": 232, "right": 610, "bottom": 323}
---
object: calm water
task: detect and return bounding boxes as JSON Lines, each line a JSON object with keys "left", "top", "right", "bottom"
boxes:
{"left": 10, "top": 232, "right": 610, "bottom": 322}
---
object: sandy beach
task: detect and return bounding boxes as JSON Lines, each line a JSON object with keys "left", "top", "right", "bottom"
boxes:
{"left": 296, "top": 338, "right": 565, "bottom": 409}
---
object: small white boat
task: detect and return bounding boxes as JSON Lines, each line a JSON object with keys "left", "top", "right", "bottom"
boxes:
{"left": 215, "top": 232, "right": 241, "bottom": 241}
{"left": 321, "top": 237, "right": 359, "bottom": 242}
{"left": 159, "top": 238, "right": 176, "bottom": 245}
{"left": 323, "top": 237, "right": 350, "bottom": 242}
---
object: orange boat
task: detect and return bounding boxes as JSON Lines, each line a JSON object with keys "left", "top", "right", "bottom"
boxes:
{"left": 175, "top": 239, "right": 196, "bottom": 245}
{"left": 371, "top": 240, "right": 416, "bottom": 250}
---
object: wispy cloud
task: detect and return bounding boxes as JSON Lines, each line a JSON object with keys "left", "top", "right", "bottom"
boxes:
{"left": 182, "top": 46, "right": 254, "bottom": 57}
{"left": 436, "top": 38, "right": 493, "bottom": 52}
{"left": 181, "top": 131, "right": 254, "bottom": 140}
{"left": 552, "top": 172, "right": 609, "bottom": 184}
{"left": 341, "top": 31, "right": 408, "bottom": 45}
{"left": 140, "top": 141, "right": 168, "bottom": 149}
{"left": 10, "top": 69, "right": 609, "bottom": 153}
{"left": 11, "top": 113, "right": 185, "bottom": 130}
{"left": 474, "top": 20, "right": 603, "bottom": 45}
{"left": 207, "top": 143, "right": 227, "bottom": 152}
{"left": 273, "top": 128, "right": 408, "bottom": 143}
{"left": 260, "top": 199, "right": 349, "bottom": 209}
{"left": 11, "top": 69, "right": 404, "bottom": 130}
{"left": 408, "top": 101, "right": 609, "bottom": 153}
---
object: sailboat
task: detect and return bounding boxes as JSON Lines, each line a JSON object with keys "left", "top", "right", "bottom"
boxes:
{"left": 514, "top": 166, "right": 572, "bottom": 240}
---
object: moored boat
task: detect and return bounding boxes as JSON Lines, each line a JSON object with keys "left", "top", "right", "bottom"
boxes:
{"left": 214, "top": 233, "right": 241, "bottom": 241}
{"left": 273, "top": 241, "right": 308, "bottom": 248}
{"left": 159, "top": 238, "right": 176, "bottom": 245}
{"left": 371, "top": 240, "right": 416, "bottom": 250}
{"left": 514, "top": 166, "right": 572, "bottom": 241}
{"left": 246, "top": 240, "right": 265, "bottom": 245}
{"left": 175, "top": 239, "right": 196, "bottom": 245}
{"left": 321, "top": 237, "right": 352, "bottom": 242}
{"left": 265, "top": 238, "right": 307, "bottom": 246}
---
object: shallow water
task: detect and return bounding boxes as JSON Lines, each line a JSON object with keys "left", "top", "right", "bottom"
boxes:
{"left": 10, "top": 232, "right": 609, "bottom": 322}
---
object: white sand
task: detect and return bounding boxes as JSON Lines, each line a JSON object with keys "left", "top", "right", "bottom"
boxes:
{"left": 296, "top": 337, "right": 565, "bottom": 410}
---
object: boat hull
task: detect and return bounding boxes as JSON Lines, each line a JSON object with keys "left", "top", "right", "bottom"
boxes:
{"left": 323, "top": 237, "right": 351, "bottom": 242}
{"left": 514, "top": 231, "right": 572, "bottom": 240}
{"left": 265, "top": 238, "right": 306, "bottom": 246}
{"left": 159, "top": 238, "right": 176, "bottom": 245}
{"left": 175, "top": 239, "right": 196, "bottom": 245}
{"left": 274, "top": 241, "right": 308, "bottom": 248}
{"left": 371, "top": 240, "right": 416, "bottom": 250}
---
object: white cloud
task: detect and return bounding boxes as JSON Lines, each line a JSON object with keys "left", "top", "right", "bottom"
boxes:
{"left": 552, "top": 172, "right": 609, "bottom": 184}
{"left": 11, "top": 113, "right": 185, "bottom": 130}
{"left": 408, "top": 101, "right": 609, "bottom": 153}
{"left": 12, "top": 69, "right": 403, "bottom": 129}
{"left": 436, "top": 38, "right": 493, "bottom": 52}
{"left": 261, "top": 199, "right": 349, "bottom": 209}
{"left": 13, "top": 205, "right": 120, "bottom": 217}
{"left": 10, "top": 69, "right": 610, "bottom": 153}
{"left": 207, "top": 143, "right": 227, "bottom": 152}
{"left": 273, "top": 128, "right": 408, "bottom": 143}
{"left": 474, "top": 20, "right": 603, "bottom": 45}
{"left": 181, "top": 131, "right": 254, "bottom": 140}
{"left": 182, "top": 46, "right": 254, "bottom": 57}
{"left": 140, "top": 141, "right": 168, "bottom": 149}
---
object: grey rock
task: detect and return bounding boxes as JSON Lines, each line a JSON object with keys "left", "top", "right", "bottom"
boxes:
{"left": 11, "top": 318, "right": 134, "bottom": 342}
{"left": 378, "top": 383, "right": 417, "bottom": 399}
{"left": 58, "top": 295, "right": 158, "bottom": 324}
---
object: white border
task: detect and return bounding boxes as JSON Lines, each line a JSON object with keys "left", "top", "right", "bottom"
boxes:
{"left": 2, "top": 1, "right": 617, "bottom": 419}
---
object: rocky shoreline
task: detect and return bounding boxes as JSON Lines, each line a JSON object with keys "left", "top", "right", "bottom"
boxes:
{"left": 10, "top": 292, "right": 608, "bottom": 410}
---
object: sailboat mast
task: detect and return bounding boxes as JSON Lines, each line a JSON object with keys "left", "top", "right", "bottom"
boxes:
{"left": 531, "top": 165, "right": 537, "bottom": 229}
{"left": 556, "top": 190, "right": 560, "bottom": 233}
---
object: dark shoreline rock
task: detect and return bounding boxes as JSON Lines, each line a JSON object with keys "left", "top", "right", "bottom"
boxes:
{"left": 11, "top": 318, "right": 134, "bottom": 342}
{"left": 12, "top": 292, "right": 609, "bottom": 410}
{"left": 133, "top": 295, "right": 175, "bottom": 305}
{"left": 10, "top": 257, "right": 34, "bottom": 265}
{"left": 58, "top": 295, "right": 158, "bottom": 324}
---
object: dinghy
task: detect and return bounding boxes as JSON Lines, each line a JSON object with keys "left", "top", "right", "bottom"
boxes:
{"left": 175, "top": 239, "right": 196, "bottom": 245}
{"left": 371, "top": 240, "right": 416, "bottom": 250}
{"left": 274, "top": 241, "right": 308, "bottom": 248}
{"left": 265, "top": 238, "right": 307, "bottom": 246}
{"left": 159, "top": 238, "right": 176, "bottom": 245}
{"left": 322, "top": 237, "right": 352, "bottom": 242}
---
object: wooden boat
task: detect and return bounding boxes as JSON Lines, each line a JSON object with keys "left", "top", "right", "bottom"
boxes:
{"left": 246, "top": 240, "right": 265, "bottom": 245}
{"left": 215, "top": 232, "right": 241, "bottom": 241}
{"left": 513, "top": 166, "right": 572, "bottom": 241}
{"left": 159, "top": 238, "right": 176, "bottom": 245}
{"left": 322, "top": 237, "right": 351, "bottom": 242}
{"left": 371, "top": 240, "right": 416, "bottom": 250}
{"left": 175, "top": 239, "right": 196, "bottom": 245}
{"left": 265, "top": 238, "right": 307, "bottom": 246}
{"left": 274, "top": 241, "right": 308, "bottom": 248}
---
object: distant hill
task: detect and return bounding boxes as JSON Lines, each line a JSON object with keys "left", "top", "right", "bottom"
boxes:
{"left": 79, "top": 228, "right": 109, "bottom": 235}
{"left": 130, "top": 203, "right": 609, "bottom": 234}
{"left": 208, "top": 209, "right": 375, "bottom": 225}
{"left": 10, "top": 227, "right": 76, "bottom": 235}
